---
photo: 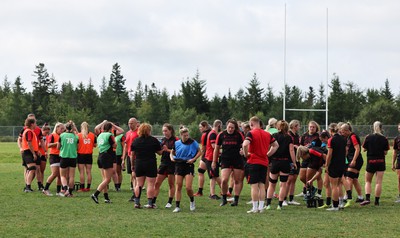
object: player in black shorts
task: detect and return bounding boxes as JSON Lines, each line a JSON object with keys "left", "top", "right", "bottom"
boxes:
{"left": 341, "top": 123, "right": 364, "bottom": 207}
{"left": 194, "top": 121, "right": 211, "bottom": 197}
{"left": 214, "top": 119, "right": 244, "bottom": 207}
{"left": 287, "top": 120, "right": 301, "bottom": 205}
{"left": 297, "top": 121, "right": 321, "bottom": 199}
{"left": 392, "top": 123, "right": 400, "bottom": 203}
{"left": 154, "top": 123, "right": 178, "bottom": 208}
{"left": 266, "top": 120, "right": 296, "bottom": 210}
{"left": 325, "top": 123, "right": 347, "bottom": 211}
{"left": 360, "top": 121, "right": 390, "bottom": 206}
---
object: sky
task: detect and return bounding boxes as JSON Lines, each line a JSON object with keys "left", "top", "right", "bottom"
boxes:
{"left": 1, "top": 0, "right": 399, "bottom": 97}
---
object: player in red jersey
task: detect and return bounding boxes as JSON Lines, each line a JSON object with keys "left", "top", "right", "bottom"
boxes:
{"left": 243, "top": 116, "right": 279, "bottom": 213}
{"left": 193, "top": 121, "right": 211, "bottom": 197}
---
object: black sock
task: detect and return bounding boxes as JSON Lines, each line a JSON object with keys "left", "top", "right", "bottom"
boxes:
{"left": 130, "top": 182, "right": 133, "bottom": 188}
{"left": 346, "top": 190, "right": 353, "bottom": 199}
{"left": 267, "top": 198, "right": 272, "bottom": 206}
{"left": 27, "top": 184, "right": 31, "bottom": 189}
{"left": 234, "top": 195, "right": 239, "bottom": 203}
{"left": 278, "top": 200, "right": 283, "bottom": 207}
{"left": 366, "top": 194, "right": 371, "bottom": 201}
{"left": 198, "top": 188, "right": 203, "bottom": 194}
{"left": 176, "top": 201, "right": 180, "bottom": 207}
{"left": 289, "top": 195, "right": 294, "bottom": 201}
{"left": 94, "top": 190, "right": 101, "bottom": 197}
{"left": 228, "top": 187, "right": 233, "bottom": 194}
{"left": 69, "top": 187, "right": 73, "bottom": 195}
{"left": 168, "top": 197, "right": 173, "bottom": 204}
{"left": 80, "top": 183, "right": 85, "bottom": 189}
{"left": 284, "top": 196, "right": 287, "bottom": 201}
{"left": 38, "top": 182, "right": 43, "bottom": 189}
{"left": 375, "top": 197, "right": 380, "bottom": 204}
{"left": 326, "top": 197, "right": 332, "bottom": 206}
{"left": 57, "top": 185, "right": 61, "bottom": 193}
{"left": 148, "top": 198, "right": 153, "bottom": 206}
{"left": 87, "top": 183, "right": 91, "bottom": 189}
{"left": 333, "top": 200, "right": 339, "bottom": 208}
{"left": 303, "top": 187, "right": 307, "bottom": 194}
{"left": 318, "top": 189, "right": 322, "bottom": 195}
{"left": 190, "top": 196, "right": 194, "bottom": 202}
{"left": 62, "top": 186, "right": 68, "bottom": 191}
{"left": 138, "top": 186, "right": 142, "bottom": 199}
{"left": 117, "top": 183, "right": 121, "bottom": 189}
{"left": 44, "top": 183, "right": 50, "bottom": 190}
{"left": 104, "top": 193, "right": 109, "bottom": 200}
{"left": 222, "top": 194, "right": 227, "bottom": 201}
{"left": 152, "top": 197, "right": 157, "bottom": 204}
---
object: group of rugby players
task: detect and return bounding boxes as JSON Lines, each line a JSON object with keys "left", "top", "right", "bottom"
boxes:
{"left": 18, "top": 113, "right": 400, "bottom": 213}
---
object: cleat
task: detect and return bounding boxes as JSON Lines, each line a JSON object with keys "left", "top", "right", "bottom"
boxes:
{"left": 209, "top": 194, "right": 221, "bottom": 200}
{"left": 134, "top": 204, "right": 141, "bottom": 209}
{"left": 326, "top": 207, "right": 339, "bottom": 211}
{"left": 144, "top": 204, "right": 154, "bottom": 209}
{"left": 282, "top": 200, "right": 288, "bottom": 206}
{"left": 344, "top": 200, "right": 352, "bottom": 208}
{"left": 105, "top": 199, "right": 112, "bottom": 203}
{"left": 42, "top": 190, "right": 53, "bottom": 196}
{"left": 220, "top": 200, "right": 228, "bottom": 206}
{"left": 128, "top": 195, "right": 135, "bottom": 202}
{"left": 318, "top": 204, "right": 329, "bottom": 209}
{"left": 277, "top": 205, "right": 282, "bottom": 210}
{"left": 265, "top": 205, "right": 271, "bottom": 210}
{"left": 247, "top": 208, "right": 258, "bottom": 214}
{"left": 91, "top": 194, "right": 99, "bottom": 204}
{"left": 165, "top": 203, "right": 172, "bottom": 208}
{"left": 360, "top": 200, "right": 370, "bottom": 206}
{"left": 193, "top": 192, "right": 203, "bottom": 197}
{"left": 230, "top": 201, "right": 238, "bottom": 207}
{"left": 190, "top": 201, "right": 196, "bottom": 211}
{"left": 24, "top": 188, "right": 34, "bottom": 193}
{"left": 288, "top": 200, "right": 301, "bottom": 205}
{"left": 246, "top": 200, "right": 253, "bottom": 205}
{"left": 355, "top": 198, "right": 364, "bottom": 203}
{"left": 172, "top": 207, "right": 181, "bottom": 213}
{"left": 315, "top": 193, "right": 322, "bottom": 199}
{"left": 227, "top": 197, "right": 235, "bottom": 202}
{"left": 295, "top": 192, "right": 305, "bottom": 197}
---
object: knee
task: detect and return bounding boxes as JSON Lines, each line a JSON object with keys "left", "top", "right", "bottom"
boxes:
{"left": 198, "top": 168, "right": 206, "bottom": 174}
{"left": 280, "top": 175, "right": 289, "bottom": 183}
{"left": 269, "top": 176, "right": 278, "bottom": 184}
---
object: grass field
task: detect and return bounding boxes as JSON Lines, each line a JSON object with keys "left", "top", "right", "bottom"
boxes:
{"left": 1, "top": 142, "right": 400, "bottom": 237}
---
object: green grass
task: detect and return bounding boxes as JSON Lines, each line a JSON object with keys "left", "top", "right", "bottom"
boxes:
{"left": 1, "top": 142, "right": 400, "bottom": 237}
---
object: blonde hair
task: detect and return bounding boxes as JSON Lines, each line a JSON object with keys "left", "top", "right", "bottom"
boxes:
{"left": 373, "top": 121, "right": 383, "bottom": 135}
{"left": 289, "top": 120, "right": 300, "bottom": 130}
{"left": 179, "top": 126, "right": 189, "bottom": 135}
{"left": 53, "top": 122, "right": 63, "bottom": 134}
{"left": 81, "top": 122, "right": 89, "bottom": 139}
{"left": 265, "top": 117, "right": 277, "bottom": 131}
{"left": 308, "top": 121, "right": 320, "bottom": 133}
{"left": 138, "top": 123, "right": 152, "bottom": 137}
{"left": 296, "top": 145, "right": 309, "bottom": 161}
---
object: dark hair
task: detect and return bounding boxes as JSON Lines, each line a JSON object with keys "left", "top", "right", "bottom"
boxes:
{"left": 226, "top": 119, "right": 239, "bottom": 131}
{"left": 25, "top": 118, "right": 36, "bottom": 127}
{"left": 163, "top": 123, "right": 175, "bottom": 138}
{"left": 65, "top": 121, "right": 75, "bottom": 131}
{"left": 320, "top": 131, "right": 330, "bottom": 139}
{"left": 277, "top": 120, "right": 289, "bottom": 134}
{"left": 103, "top": 122, "right": 113, "bottom": 132}
{"left": 199, "top": 120, "right": 210, "bottom": 130}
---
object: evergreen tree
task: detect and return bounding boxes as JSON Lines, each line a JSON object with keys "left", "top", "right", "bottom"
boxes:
{"left": 244, "top": 73, "right": 264, "bottom": 116}
{"left": 109, "top": 63, "right": 126, "bottom": 100}
{"left": 381, "top": 78, "right": 394, "bottom": 102}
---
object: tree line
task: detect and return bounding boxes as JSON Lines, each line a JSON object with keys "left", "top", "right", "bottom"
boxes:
{"left": 0, "top": 63, "right": 399, "bottom": 135}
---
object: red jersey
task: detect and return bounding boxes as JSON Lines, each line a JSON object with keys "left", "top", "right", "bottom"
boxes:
{"left": 77, "top": 132, "right": 97, "bottom": 154}
{"left": 205, "top": 130, "right": 218, "bottom": 161}
{"left": 125, "top": 129, "right": 138, "bottom": 156}
{"left": 245, "top": 128, "right": 275, "bottom": 167}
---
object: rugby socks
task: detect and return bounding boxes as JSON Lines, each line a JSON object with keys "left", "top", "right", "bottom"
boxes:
{"left": 57, "top": 185, "right": 61, "bottom": 193}
{"left": 222, "top": 194, "right": 227, "bottom": 202}
{"left": 130, "top": 182, "right": 133, "bottom": 189}
{"left": 318, "top": 189, "right": 322, "bottom": 195}
{"left": 168, "top": 197, "right": 173, "bottom": 204}
{"left": 278, "top": 201, "right": 283, "bottom": 207}
{"left": 94, "top": 190, "right": 101, "bottom": 197}
{"left": 289, "top": 195, "right": 294, "bottom": 202}
{"left": 365, "top": 194, "right": 371, "bottom": 201}
{"left": 80, "top": 183, "right": 85, "bottom": 189}
{"left": 176, "top": 201, "right": 181, "bottom": 208}
{"left": 266, "top": 198, "right": 272, "bottom": 206}
{"left": 190, "top": 196, "right": 194, "bottom": 202}
{"left": 234, "top": 195, "right": 239, "bottom": 203}
{"left": 198, "top": 188, "right": 203, "bottom": 194}
{"left": 346, "top": 190, "right": 353, "bottom": 200}
{"left": 228, "top": 187, "right": 233, "bottom": 194}
{"left": 258, "top": 201, "right": 265, "bottom": 210}
{"left": 62, "top": 186, "right": 68, "bottom": 192}
{"left": 68, "top": 187, "right": 73, "bottom": 195}
{"left": 152, "top": 197, "right": 157, "bottom": 204}
{"left": 375, "top": 197, "right": 380, "bottom": 205}
{"left": 333, "top": 200, "right": 339, "bottom": 208}
{"left": 38, "top": 182, "right": 43, "bottom": 190}
{"left": 147, "top": 198, "right": 153, "bottom": 206}
{"left": 326, "top": 197, "right": 332, "bottom": 206}
{"left": 252, "top": 201, "right": 258, "bottom": 211}
{"left": 44, "top": 183, "right": 51, "bottom": 191}
{"left": 87, "top": 184, "right": 91, "bottom": 189}
{"left": 104, "top": 193, "right": 109, "bottom": 200}
{"left": 303, "top": 186, "right": 307, "bottom": 195}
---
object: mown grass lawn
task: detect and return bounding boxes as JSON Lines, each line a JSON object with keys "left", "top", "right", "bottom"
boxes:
{"left": 1, "top": 142, "right": 399, "bottom": 238}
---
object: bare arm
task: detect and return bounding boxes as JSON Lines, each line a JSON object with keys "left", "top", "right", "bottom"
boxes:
{"left": 112, "top": 123, "right": 124, "bottom": 136}
{"left": 267, "top": 141, "right": 279, "bottom": 158}
{"left": 94, "top": 120, "right": 107, "bottom": 135}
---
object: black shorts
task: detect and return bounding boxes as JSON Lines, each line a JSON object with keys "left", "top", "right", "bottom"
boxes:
{"left": 220, "top": 157, "right": 244, "bottom": 170}
{"left": 175, "top": 162, "right": 195, "bottom": 177}
{"left": 40, "top": 155, "right": 47, "bottom": 162}
{"left": 328, "top": 166, "right": 345, "bottom": 179}
{"left": 308, "top": 158, "right": 324, "bottom": 171}
{"left": 300, "top": 160, "right": 309, "bottom": 169}
{"left": 158, "top": 162, "right": 175, "bottom": 176}
{"left": 204, "top": 159, "right": 220, "bottom": 178}
{"left": 60, "top": 158, "right": 77, "bottom": 168}
{"left": 135, "top": 159, "right": 157, "bottom": 178}
{"left": 77, "top": 154, "right": 93, "bottom": 165}
{"left": 23, "top": 150, "right": 37, "bottom": 165}
{"left": 49, "top": 154, "right": 61, "bottom": 165}
{"left": 396, "top": 158, "right": 400, "bottom": 170}
{"left": 347, "top": 156, "right": 364, "bottom": 171}
{"left": 115, "top": 155, "right": 122, "bottom": 165}
{"left": 269, "top": 159, "right": 291, "bottom": 174}
{"left": 290, "top": 161, "right": 301, "bottom": 175}
{"left": 366, "top": 161, "right": 386, "bottom": 173}
{"left": 99, "top": 152, "right": 114, "bottom": 169}
{"left": 246, "top": 164, "right": 267, "bottom": 184}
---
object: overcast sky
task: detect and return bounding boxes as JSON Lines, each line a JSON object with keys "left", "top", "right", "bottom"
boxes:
{"left": 1, "top": 0, "right": 399, "bottom": 97}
